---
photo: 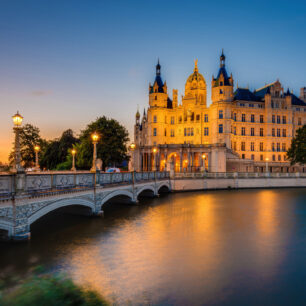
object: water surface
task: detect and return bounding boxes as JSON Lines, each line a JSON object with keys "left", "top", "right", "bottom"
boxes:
{"left": 1, "top": 189, "right": 306, "bottom": 305}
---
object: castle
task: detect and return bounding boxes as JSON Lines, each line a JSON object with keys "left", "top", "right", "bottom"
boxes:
{"left": 133, "top": 52, "right": 306, "bottom": 173}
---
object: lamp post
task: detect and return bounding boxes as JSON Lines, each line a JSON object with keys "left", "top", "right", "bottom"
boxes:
{"left": 152, "top": 147, "right": 157, "bottom": 171}
{"left": 202, "top": 153, "right": 206, "bottom": 172}
{"left": 71, "top": 149, "right": 76, "bottom": 171}
{"left": 90, "top": 132, "right": 99, "bottom": 172}
{"left": 34, "top": 145, "right": 40, "bottom": 171}
{"left": 129, "top": 143, "right": 136, "bottom": 171}
{"left": 12, "top": 111, "right": 24, "bottom": 173}
{"left": 265, "top": 157, "right": 269, "bottom": 173}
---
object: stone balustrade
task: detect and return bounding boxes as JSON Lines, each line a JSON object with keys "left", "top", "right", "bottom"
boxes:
{"left": 0, "top": 171, "right": 170, "bottom": 200}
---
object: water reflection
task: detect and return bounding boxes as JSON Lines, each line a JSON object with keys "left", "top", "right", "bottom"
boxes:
{"left": 1, "top": 189, "right": 306, "bottom": 305}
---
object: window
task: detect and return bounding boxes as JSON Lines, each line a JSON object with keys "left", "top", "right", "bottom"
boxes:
{"left": 278, "top": 155, "right": 281, "bottom": 161}
{"left": 233, "top": 142, "right": 237, "bottom": 151}
{"left": 282, "top": 143, "right": 286, "bottom": 152}
{"left": 233, "top": 113, "right": 237, "bottom": 121}
{"left": 260, "top": 128, "right": 264, "bottom": 137}
{"left": 241, "top": 142, "right": 245, "bottom": 151}
{"left": 204, "top": 127, "right": 209, "bottom": 136}
{"left": 277, "top": 129, "right": 281, "bottom": 137}
{"left": 260, "top": 142, "right": 264, "bottom": 151}
{"left": 220, "top": 81, "right": 223, "bottom": 86}
{"left": 184, "top": 128, "right": 187, "bottom": 136}
{"left": 196, "top": 114, "right": 200, "bottom": 121}
{"left": 251, "top": 154, "right": 255, "bottom": 160}
{"left": 170, "top": 129, "right": 175, "bottom": 137}
{"left": 191, "top": 128, "right": 194, "bottom": 136}
{"left": 272, "top": 143, "right": 275, "bottom": 151}
{"left": 251, "top": 128, "right": 254, "bottom": 136}
{"left": 242, "top": 114, "right": 246, "bottom": 122}
{"left": 170, "top": 116, "right": 175, "bottom": 124}
{"left": 260, "top": 154, "right": 263, "bottom": 161}
{"left": 251, "top": 142, "right": 255, "bottom": 151}
{"left": 272, "top": 128, "right": 275, "bottom": 137}
{"left": 219, "top": 124, "right": 223, "bottom": 133}
{"left": 272, "top": 155, "right": 276, "bottom": 161}
{"left": 241, "top": 127, "right": 246, "bottom": 136}
{"left": 277, "top": 143, "right": 280, "bottom": 152}
{"left": 282, "top": 116, "right": 286, "bottom": 124}
{"left": 282, "top": 129, "right": 286, "bottom": 137}
{"left": 164, "top": 128, "right": 167, "bottom": 136}
{"left": 233, "top": 126, "right": 237, "bottom": 135}
{"left": 272, "top": 115, "right": 275, "bottom": 123}
{"left": 179, "top": 116, "right": 182, "bottom": 123}
{"left": 220, "top": 89, "right": 223, "bottom": 94}
{"left": 277, "top": 115, "right": 280, "bottom": 124}
{"left": 251, "top": 114, "right": 255, "bottom": 122}
{"left": 153, "top": 115, "right": 157, "bottom": 123}
{"left": 219, "top": 110, "right": 223, "bottom": 119}
{"left": 204, "top": 114, "right": 209, "bottom": 122}
{"left": 249, "top": 104, "right": 254, "bottom": 108}
{"left": 242, "top": 154, "right": 245, "bottom": 159}
{"left": 260, "top": 115, "right": 264, "bottom": 123}
{"left": 298, "top": 118, "right": 302, "bottom": 125}
{"left": 153, "top": 128, "right": 157, "bottom": 136}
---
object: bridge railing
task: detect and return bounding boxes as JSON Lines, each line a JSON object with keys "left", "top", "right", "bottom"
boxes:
{"left": 0, "top": 171, "right": 170, "bottom": 200}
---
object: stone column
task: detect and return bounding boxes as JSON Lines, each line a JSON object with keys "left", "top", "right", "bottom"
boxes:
{"left": 180, "top": 149, "right": 183, "bottom": 172}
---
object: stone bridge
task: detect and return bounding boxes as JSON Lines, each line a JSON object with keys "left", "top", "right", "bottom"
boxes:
{"left": 0, "top": 171, "right": 171, "bottom": 240}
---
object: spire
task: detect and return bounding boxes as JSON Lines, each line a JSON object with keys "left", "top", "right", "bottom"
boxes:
{"left": 220, "top": 49, "right": 225, "bottom": 68}
{"left": 156, "top": 58, "right": 161, "bottom": 76}
{"left": 194, "top": 59, "right": 198, "bottom": 72}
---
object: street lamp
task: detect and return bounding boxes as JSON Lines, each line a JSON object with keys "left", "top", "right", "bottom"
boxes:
{"left": 129, "top": 143, "right": 136, "bottom": 171}
{"left": 12, "top": 111, "right": 24, "bottom": 173}
{"left": 202, "top": 153, "right": 206, "bottom": 172}
{"left": 34, "top": 145, "right": 40, "bottom": 171}
{"left": 90, "top": 132, "right": 99, "bottom": 172}
{"left": 265, "top": 157, "right": 269, "bottom": 173}
{"left": 71, "top": 149, "right": 76, "bottom": 171}
{"left": 152, "top": 147, "right": 157, "bottom": 171}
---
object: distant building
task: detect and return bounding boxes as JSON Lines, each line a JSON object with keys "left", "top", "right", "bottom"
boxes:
{"left": 133, "top": 52, "right": 306, "bottom": 173}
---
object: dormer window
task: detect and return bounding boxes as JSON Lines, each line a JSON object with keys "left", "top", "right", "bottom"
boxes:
{"left": 220, "top": 81, "right": 223, "bottom": 86}
{"left": 220, "top": 89, "right": 223, "bottom": 94}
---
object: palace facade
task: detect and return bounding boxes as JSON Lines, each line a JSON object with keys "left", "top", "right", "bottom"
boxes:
{"left": 133, "top": 52, "right": 306, "bottom": 173}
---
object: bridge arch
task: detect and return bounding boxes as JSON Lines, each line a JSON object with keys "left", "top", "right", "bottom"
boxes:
{"left": 136, "top": 185, "right": 156, "bottom": 199}
{"left": 157, "top": 182, "right": 171, "bottom": 194}
{"left": 0, "top": 218, "right": 13, "bottom": 237}
{"left": 101, "top": 190, "right": 134, "bottom": 208}
{"left": 28, "top": 198, "right": 95, "bottom": 225}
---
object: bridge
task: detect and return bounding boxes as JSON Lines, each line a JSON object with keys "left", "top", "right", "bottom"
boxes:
{"left": 0, "top": 171, "right": 171, "bottom": 240}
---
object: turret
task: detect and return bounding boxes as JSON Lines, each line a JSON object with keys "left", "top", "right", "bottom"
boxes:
{"left": 211, "top": 50, "right": 234, "bottom": 103}
{"left": 135, "top": 109, "right": 140, "bottom": 125}
{"left": 149, "top": 60, "right": 168, "bottom": 108}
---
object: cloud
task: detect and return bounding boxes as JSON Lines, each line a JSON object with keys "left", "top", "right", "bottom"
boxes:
{"left": 30, "top": 90, "right": 52, "bottom": 96}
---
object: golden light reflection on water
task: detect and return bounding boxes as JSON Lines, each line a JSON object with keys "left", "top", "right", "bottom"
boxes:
{"left": 62, "top": 190, "right": 299, "bottom": 304}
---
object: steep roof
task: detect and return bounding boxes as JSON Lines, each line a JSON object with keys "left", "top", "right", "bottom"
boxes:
{"left": 234, "top": 88, "right": 261, "bottom": 101}
{"left": 254, "top": 82, "right": 275, "bottom": 99}
{"left": 291, "top": 94, "right": 306, "bottom": 106}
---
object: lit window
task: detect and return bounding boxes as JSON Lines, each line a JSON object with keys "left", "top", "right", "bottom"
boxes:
{"left": 219, "top": 124, "right": 223, "bottom": 133}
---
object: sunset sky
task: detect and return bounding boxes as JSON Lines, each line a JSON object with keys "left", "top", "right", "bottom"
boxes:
{"left": 1, "top": 0, "right": 306, "bottom": 162}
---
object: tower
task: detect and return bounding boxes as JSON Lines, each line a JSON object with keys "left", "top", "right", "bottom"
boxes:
{"left": 211, "top": 50, "right": 234, "bottom": 103}
{"left": 184, "top": 59, "right": 207, "bottom": 106}
{"left": 149, "top": 60, "right": 168, "bottom": 108}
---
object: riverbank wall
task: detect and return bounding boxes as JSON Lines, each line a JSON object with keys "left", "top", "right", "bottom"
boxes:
{"left": 171, "top": 173, "right": 306, "bottom": 191}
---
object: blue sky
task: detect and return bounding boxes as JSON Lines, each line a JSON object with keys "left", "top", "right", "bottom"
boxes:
{"left": 0, "top": 0, "right": 306, "bottom": 161}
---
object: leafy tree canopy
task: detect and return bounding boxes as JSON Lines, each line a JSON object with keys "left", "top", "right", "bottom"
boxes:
{"left": 40, "top": 129, "right": 78, "bottom": 170}
{"left": 287, "top": 125, "right": 306, "bottom": 165}
{"left": 77, "top": 116, "right": 129, "bottom": 170}
{"left": 9, "top": 124, "right": 47, "bottom": 169}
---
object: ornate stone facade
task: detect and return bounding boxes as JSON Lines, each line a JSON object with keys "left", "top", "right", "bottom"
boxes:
{"left": 134, "top": 52, "right": 306, "bottom": 173}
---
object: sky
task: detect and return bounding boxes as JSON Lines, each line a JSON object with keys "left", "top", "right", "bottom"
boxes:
{"left": 0, "top": 0, "right": 306, "bottom": 162}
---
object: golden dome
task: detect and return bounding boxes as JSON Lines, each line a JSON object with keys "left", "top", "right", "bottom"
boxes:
{"left": 185, "top": 59, "right": 206, "bottom": 87}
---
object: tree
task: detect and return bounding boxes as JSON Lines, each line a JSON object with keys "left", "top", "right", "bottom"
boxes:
{"left": 40, "top": 129, "right": 78, "bottom": 170}
{"left": 287, "top": 125, "right": 306, "bottom": 165}
{"left": 77, "top": 116, "right": 129, "bottom": 170}
{"left": 9, "top": 124, "right": 46, "bottom": 169}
